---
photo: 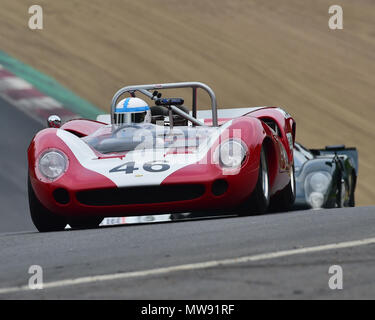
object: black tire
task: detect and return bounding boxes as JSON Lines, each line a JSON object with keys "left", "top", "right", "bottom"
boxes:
{"left": 170, "top": 213, "right": 192, "bottom": 221}
{"left": 68, "top": 217, "right": 103, "bottom": 230}
{"left": 349, "top": 171, "right": 356, "bottom": 207}
{"left": 238, "top": 147, "right": 270, "bottom": 216}
{"left": 28, "top": 176, "right": 67, "bottom": 232}
{"left": 337, "top": 177, "right": 347, "bottom": 208}
{"left": 270, "top": 165, "right": 296, "bottom": 212}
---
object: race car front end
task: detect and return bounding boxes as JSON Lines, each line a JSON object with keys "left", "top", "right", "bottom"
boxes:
{"left": 28, "top": 119, "right": 263, "bottom": 220}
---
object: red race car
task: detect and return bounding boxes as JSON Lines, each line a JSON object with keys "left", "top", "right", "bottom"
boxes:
{"left": 28, "top": 82, "right": 296, "bottom": 232}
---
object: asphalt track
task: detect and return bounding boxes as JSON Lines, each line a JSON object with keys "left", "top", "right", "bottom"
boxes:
{"left": 1, "top": 96, "right": 375, "bottom": 299}
{"left": 0, "top": 96, "right": 41, "bottom": 233}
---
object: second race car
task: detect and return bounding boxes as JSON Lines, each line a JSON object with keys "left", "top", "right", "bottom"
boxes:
{"left": 294, "top": 142, "right": 358, "bottom": 209}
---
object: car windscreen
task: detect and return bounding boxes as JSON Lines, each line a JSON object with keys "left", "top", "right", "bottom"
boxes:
{"left": 294, "top": 144, "right": 314, "bottom": 171}
{"left": 83, "top": 124, "right": 217, "bottom": 154}
{"left": 294, "top": 150, "right": 308, "bottom": 170}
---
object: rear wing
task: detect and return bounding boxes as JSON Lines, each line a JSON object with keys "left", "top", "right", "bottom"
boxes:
{"left": 310, "top": 145, "right": 358, "bottom": 174}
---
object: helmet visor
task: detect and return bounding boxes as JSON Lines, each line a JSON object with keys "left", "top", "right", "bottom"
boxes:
{"left": 131, "top": 112, "right": 146, "bottom": 123}
{"left": 114, "top": 111, "right": 146, "bottom": 124}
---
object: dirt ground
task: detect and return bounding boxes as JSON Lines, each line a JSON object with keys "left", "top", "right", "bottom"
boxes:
{"left": 0, "top": 0, "right": 374, "bottom": 205}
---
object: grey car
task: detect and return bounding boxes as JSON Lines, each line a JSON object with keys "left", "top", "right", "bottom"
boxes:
{"left": 294, "top": 143, "right": 358, "bottom": 209}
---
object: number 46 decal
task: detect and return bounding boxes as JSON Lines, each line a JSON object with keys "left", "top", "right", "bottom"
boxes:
{"left": 109, "top": 161, "right": 170, "bottom": 174}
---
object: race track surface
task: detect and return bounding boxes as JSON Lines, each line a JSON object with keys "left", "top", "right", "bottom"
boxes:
{"left": 0, "top": 98, "right": 374, "bottom": 299}
{"left": 0, "top": 96, "right": 41, "bottom": 233}
{"left": 1, "top": 207, "right": 375, "bottom": 299}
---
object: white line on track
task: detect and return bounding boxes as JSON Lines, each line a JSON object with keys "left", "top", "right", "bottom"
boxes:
{"left": 1, "top": 237, "right": 375, "bottom": 295}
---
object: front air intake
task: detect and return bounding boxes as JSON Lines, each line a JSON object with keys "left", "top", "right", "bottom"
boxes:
{"left": 76, "top": 184, "right": 205, "bottom": 206}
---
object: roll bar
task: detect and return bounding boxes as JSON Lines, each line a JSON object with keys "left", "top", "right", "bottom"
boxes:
{"left": 110, "top": 82, "right": 218, "bottom": 127}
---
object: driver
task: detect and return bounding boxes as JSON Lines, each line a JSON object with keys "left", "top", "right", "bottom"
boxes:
{"left": 114, "top": 97, "right": 151, "bottom": 124}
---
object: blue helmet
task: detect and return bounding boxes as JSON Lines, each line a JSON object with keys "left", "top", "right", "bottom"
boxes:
{"left": 114, "top": 97, "right": 151, "bottom": 124}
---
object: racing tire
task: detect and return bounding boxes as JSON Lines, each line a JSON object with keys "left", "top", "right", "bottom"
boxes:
{"left": 28, "top": 176, "right": 67, "bottom": 232}
{"left": 270, "top": 165, "right": 296, "bottom": 212}
{"left": 349, "top": 171, "right": 356, "bottom": 207}
{"left": 238, "top": 147, "right": 270, "bottom": 216}
{"left": 68, "top": 217, "right": 103, "bottom": 230}
{"left": 337, "top": 178, "right": 346, "bottom": 208}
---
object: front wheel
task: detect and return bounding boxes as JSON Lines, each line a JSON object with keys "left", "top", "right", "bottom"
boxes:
{"left": 270, "top": 165, "right": 296, "bottom": 212}
{"left": 28, "top": 176, "right": 67, "bottom": 232}
{"left": 238, "top": 147, "right": 270, "bottom": 216}
{"left": 348, "top": 171, "right": 356, "bottom": 207}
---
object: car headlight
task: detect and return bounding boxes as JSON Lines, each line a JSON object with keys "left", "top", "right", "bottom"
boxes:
{"left": 304, "top": 171, "right": 331, "bottom": 209}
{"left": 308, "top": 192, "right": 325, "bottom": 209}
{"left": 219, "top": 139, "right": 248, "bottom": 168}
{"left": 38, "top": 150, "right": 68, "bottom": 181}
{"left": 308, "top": 172, "right": 331, "bottom": 193}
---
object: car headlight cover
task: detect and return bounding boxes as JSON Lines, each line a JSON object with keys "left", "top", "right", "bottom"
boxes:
{"left": 304, "top": 171, "right": 332, "bottom": 208}
{"left": 219, "top": 139, "right": 247, "bottom": 168}
{"left": 308, "top": 192, "right": 325, "bottom": 209}
{"left": 38, "top": 150, "right": 68, "bottom": 180}
{"left": 308, "top": 171, "right": 331, "bottom": 193}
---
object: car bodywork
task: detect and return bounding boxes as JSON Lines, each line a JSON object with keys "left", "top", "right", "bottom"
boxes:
{"left": 294, "top": 143, "right": 358, "bottom": 209}
{"left": 27, "top": 82, "right": 296, "bottom": 231}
